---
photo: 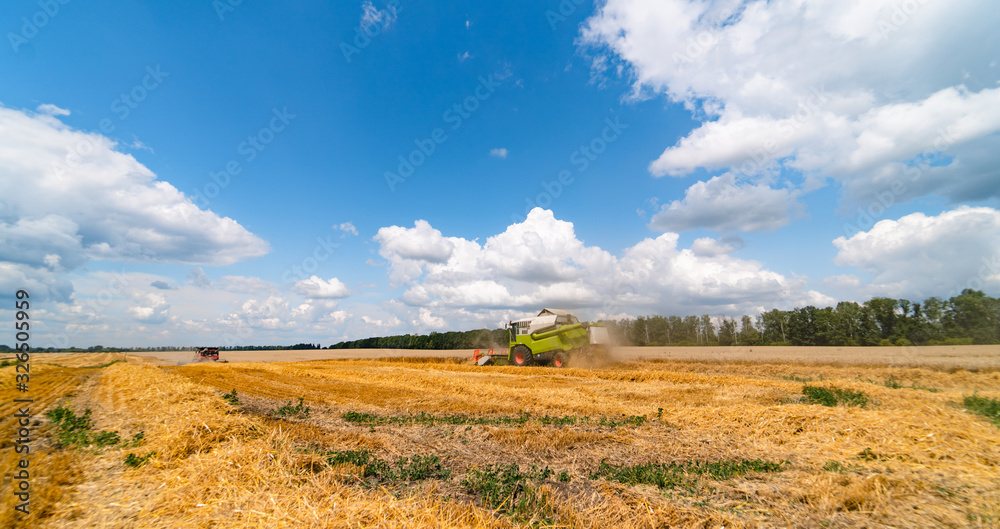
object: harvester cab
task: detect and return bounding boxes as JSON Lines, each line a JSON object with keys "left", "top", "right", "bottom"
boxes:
{"left": 474, "top": 308, "right": 610, "bottom": 367}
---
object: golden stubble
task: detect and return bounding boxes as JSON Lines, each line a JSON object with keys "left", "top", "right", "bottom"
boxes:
{"left": 8, "top": 354, "right": 1000, "bottom": 528}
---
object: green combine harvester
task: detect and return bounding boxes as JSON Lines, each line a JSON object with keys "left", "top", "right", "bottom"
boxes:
{"left": 473, "top": 308, "right": 610, "bottom": 367}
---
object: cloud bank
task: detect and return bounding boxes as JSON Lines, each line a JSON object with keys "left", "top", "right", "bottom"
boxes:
{"left": 375, "top": 208, "right": 832, "bottom": 319}
{"left": 0, "top": 104, "right": 270, "bottom": 301}
{"left": 581, "top": 0, "right": 1000, "bottom": 231}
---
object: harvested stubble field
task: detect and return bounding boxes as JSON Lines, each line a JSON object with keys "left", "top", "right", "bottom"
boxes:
{"left": 2, "top": 349, "right": 999, "bottom": 528}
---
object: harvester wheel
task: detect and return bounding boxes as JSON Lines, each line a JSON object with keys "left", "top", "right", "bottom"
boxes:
{"left": 511, "top": 344, "right": 533, "bottom": 366}
{"left": 552, "top": 352, "right": 567, "bottom": 368}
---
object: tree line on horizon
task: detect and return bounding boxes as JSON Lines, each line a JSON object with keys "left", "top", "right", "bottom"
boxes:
{"left": 613, "top": 290, "right": 998, "bottom": 347}
{"left": 326, "top": 329, "right": 509, "bottom": 351}
{"left": 5, "top": 290, "right": 994, "bottom": 353}
{"left": 327, "top": 289, "right": 998, "bottom": 350}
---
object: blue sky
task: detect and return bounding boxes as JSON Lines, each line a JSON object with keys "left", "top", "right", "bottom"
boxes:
{"left": 2, "top": 0, "right": 999, "bottom": 347}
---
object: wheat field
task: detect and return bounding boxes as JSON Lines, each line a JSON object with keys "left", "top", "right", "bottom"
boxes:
{"left": 1, "top": 350, "right": 999, "bottom": 528}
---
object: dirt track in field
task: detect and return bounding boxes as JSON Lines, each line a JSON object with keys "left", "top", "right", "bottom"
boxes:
{"left": 45, "top": 344, "right": 997, "bottom": 370}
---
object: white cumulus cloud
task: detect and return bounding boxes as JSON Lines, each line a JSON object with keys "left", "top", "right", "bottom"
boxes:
{"left": 230, "top": 296, "right": 297, "bottom": 331}
{"left": 833, "top": 206, "right": 1000, "bottom": 299}
{"left": 127, "top": 292, "right": 170, "bottom": 323}
{"left": 649, "top": 174, "right": 803, "bottom": 232}
{"left": 36, "top": 103, "right": 70, "bottom": 116}
{"left": 293, "top": 276, "right": 351, "bottom": 299}
{"left": 362, "top": 315, "right": 402, "bottom": 328}
{"left": 360, "top": 1, "right": 398, "bottom": 32}
{"left": 374, "top": 220, "right": 457, "bottom": 283}
{"left": 327, "top": 310, "right": 349, "bottom": 325}
{"left": 690, "top": 237, "right": 742, "bottom": 257}
{"left": 336, "top": 222, "right": 359, "bottom": 237}
{"left": 414, "top": 308, "right": 448, "bottom": 329}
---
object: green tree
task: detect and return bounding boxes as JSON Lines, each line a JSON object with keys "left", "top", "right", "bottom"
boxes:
{"left": 718, "top": 317, "right": 737, "bottom": 346}
{"left": 864, "top": 297, "right": 900, "bottom": 342}
{"left": 833, "top": 301, "right": 864, "bottom": 345}
{"left": 949, "top": 290, "right": 1000, "bottom": 343}
{"left": 739, "top": 315, "right": 761, "bottom": 345}
{"left": 630, "top": 316, "right": 649, "bottom": 346}
{"left": 787, "top": 306, "right": 836, "bottom": 346}
{"left": 647, "top": 316, "right": 670, "bottom": 345}
{"left": 920, "top": 296, "right": 948, "bottom": 342}
{"left": 760, "top": 309, "right": 789, "bottom": 344}
{"left": 700, "top": 315, "right": 718, "bottom": 345}
{"left": 682, "top": 316, "right": 700, "bottom": 344}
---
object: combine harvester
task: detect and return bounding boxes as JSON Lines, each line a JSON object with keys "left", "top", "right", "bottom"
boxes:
{"left": 474, "top": 308, "right": 610, "bottom": 367}
{"left": 194, "top": 347, "right": 226, "bottom": 363}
